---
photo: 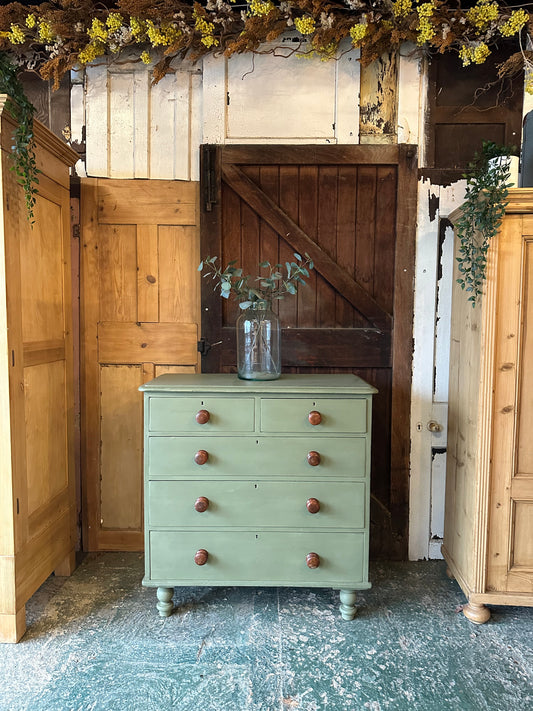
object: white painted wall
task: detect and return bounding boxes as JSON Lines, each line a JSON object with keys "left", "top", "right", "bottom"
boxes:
{"left": 73, "top": 43, "right": 508, "bottom": 559}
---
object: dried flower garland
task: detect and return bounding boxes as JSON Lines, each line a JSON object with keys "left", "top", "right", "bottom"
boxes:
{"left": 0, "top": 1, "right": 531, "bottom": 88}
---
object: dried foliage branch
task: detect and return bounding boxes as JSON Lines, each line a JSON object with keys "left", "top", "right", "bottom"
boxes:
{"left": 0, "top": 1, "right": 530, "bottom": 87}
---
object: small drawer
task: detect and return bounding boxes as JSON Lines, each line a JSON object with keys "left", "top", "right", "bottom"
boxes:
{"left": 148, "top": 530, "right": 367, "bottom": 586}
{"left": 148, "top": 396, "right": 255, "bottom": 432}
{"left": 261, "top": 398, "right": 367, "bottom": 433}
{"left": 146, "top": 436, "right": 366, "bottom": 479}
{"left": 148, "top": 480, "right": 366, "bottom": 529}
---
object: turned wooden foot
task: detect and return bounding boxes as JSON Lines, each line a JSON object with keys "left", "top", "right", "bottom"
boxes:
{"left": 463, "top": 601, "right": 491, "bottom": 624}
{"left": 156, "top": 587, "right": 174, "bottom": 617}
{"left": 339, "top": 589, "right": 357, "bottom": 620}
{"left": 445, "top": 567, "right": 454, "bottom": 580}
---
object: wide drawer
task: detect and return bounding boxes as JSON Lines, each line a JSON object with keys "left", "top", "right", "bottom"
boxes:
{"left": 146, "top": 436, "right": 366, "bottom": 479}
{"left": 148, "top": 396, "right": 255, "bottom": 432}
{"left": 148, "top": 530, "right": 367, "bottom": 586}
{"left": 148, "top": 480, "right": 366, "bottom": 529}
{"left": 260, "top": 398, "right": 367, "bottom": 433}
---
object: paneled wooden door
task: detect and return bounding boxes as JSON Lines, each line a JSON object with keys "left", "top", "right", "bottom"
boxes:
{"left": 81, "top": 179, "right": 200, "bottom": 551}
{"left": 200, "top": 145, "right": 417, "bottom": 558}
{"left": 487, "top": 214, "right": 533, "bottom": 595}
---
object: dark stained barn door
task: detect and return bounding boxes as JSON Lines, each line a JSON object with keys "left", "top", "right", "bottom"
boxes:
{"left": 200, "top": 145, "right": 417, "bottom": 559}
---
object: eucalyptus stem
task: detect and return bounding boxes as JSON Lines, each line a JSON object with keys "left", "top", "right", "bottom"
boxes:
{"left": 0, "top": 52, "right": 40, "bottom": 223}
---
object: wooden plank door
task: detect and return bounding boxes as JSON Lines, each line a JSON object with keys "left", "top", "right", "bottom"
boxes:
{"left": 81, "top": 179, "right": 200, "bottom": 551}
{"left": 487, "top": 214, "right": 533, "bottom": 595}
{"left": 200, "top": 145, "right": 417, "bottom": 559}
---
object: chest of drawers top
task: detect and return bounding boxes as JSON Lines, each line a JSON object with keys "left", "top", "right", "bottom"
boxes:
{"left": 140, "top": 373, "right": 377, "bottom": 435}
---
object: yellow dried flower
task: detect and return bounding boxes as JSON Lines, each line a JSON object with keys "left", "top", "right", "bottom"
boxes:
{"left": 25, "top": 14, "right": 36, "bottom": 29}
{"left": 526, "top": 74, "right": 533, "bottom": 96}
{"left": 393, "top": 0, "right": 412, "bottom": 19}
{"left": 78, "top": 41, "right": 105, "bottom": 65}
{"left": 416, "top": 2, "right": 436, "bottom": 45}
{"left": 130, "top": 17, "right": 146, "bottom": 40}
{"left": 466, "top": 1, "right": 499, "bottom": 30}
{"left": 349, "top": 23, "right": 368, "bottom": 45}
{"left": 140, "top": 50, "right": 152, "bottom": 64}
{"left": 38, "top": 20, "right": 55, "bottom": 44}
{"left": 248, "top": 0, "right": 274, "bottom": 16}
{"left": 459, "top": 41, "right": 490, "bottom": 66}
{"left": 106, "top": 13, "right": 124, "bottom": 34}
{"left": 8, "top": 24, "right": 25, "bottom": 45}
{"left": 417, "top": 18, "right": 435, "bottom": 44}
{"left": 417, "top": 2, "right": 436, "bottom": 19}
{"left": 499, "top": 9, "right": 528, "bottom": 38}
{"left": 294, "top": 16, "right": 316, "bottom": 35}
{"left": 472, "top": 42, "right": 490, "bottom": 64}
{"left": 88, "top": 18, "right": 108, "bottom": 42}
{"left": 146, "top": 20, "right": 181, "bottom": 47}
{"left": 201, "top": 34, "right": 219, "bottom": 48}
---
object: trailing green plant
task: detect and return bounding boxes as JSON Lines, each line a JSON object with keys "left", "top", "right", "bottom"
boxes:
{"left": 199, "top": 253, "right": 314, "bottom": 309}
{"left": 455, "top": 141, "right": 514, "bottom": 307}
{"left": 0, "top": 51, "right": 39, "bottom": 222}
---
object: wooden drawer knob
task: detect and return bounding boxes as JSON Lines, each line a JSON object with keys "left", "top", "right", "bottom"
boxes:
{"left": 306, "top": 497, "right": 320, "bottom": 514}
{"left": 306, "top": 552, "right": 320, "bottom": 569}
{"left": 194, "top": 496, "right": 209, "bottom": 512}
{"left": 196, "top": 409, "right": 210, "bottom": 424}
{"left": 194, "top": 449, "right": 209, "bottom": 465}
{"left": 307, "top": 451, "right": 321, "bottom": 466}
{"left": 308, "top": 410, "right": 322, "bottom": 425}
{"left": 194, "top": 549, "right": 208, "bottom": 566}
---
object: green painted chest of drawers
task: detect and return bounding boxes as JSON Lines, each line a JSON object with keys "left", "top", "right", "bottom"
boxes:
{"left": 139, "top": 373, "right": 376, "bottom": 619}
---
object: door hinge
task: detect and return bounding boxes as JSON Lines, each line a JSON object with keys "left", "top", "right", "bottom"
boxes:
{"left": 201, "top": 144, "right": 218, "bottom": 212}
{"left": 72, "top": 223, "right": 80, "bottom": 239}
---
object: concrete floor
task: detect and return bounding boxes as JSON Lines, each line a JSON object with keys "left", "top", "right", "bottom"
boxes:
{"left": 0, "top": 554, "right": 531, "bottom": 710}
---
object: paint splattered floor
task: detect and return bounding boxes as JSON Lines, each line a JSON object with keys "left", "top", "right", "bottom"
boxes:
{"left": 0, "top": 554, "right": 531, "bottom": 711}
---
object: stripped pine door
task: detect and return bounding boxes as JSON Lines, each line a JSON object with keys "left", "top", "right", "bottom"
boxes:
{"left": 200, "top": 145, "right": 417, "bottom": 558}
{"left": 81, "top": 179, "right": 200, "bottom": 551}
{"left": 487, "top": 213, "right": 533, "bottom": 596}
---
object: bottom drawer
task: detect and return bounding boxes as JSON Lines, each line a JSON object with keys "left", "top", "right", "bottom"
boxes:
{"left": 148, "top": 530, "right": 368, "bottom": 587}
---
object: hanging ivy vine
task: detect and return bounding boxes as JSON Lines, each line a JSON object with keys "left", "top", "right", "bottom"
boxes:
{"left": 455, "top": 141, "right": 514, "bottom": 307}
{"left": 0, "top": 1, "right": 530, "bottom": 88}
{"left": 0, "top": 52, "right": 39, "bottom": 222}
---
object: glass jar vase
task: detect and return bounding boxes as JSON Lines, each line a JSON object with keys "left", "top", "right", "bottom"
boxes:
{"left": 236, "top": 301, "right": 280, "bottom": 380}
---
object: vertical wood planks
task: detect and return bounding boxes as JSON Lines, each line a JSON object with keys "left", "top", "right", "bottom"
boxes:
{"left": 85, "top": 60, "right": 202, "bottom": 180}
{"left": 84, "top": 49, "right": 361, "bottom": 182}
{"left": 137, "top": 225, "right": 159, "bottom": 323}
{"left": 81, "top": 178, "right": 201, "bottom": 551}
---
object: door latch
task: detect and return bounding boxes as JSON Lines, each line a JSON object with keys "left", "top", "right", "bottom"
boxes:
{"left": 197, "top": 339, "right": 222, "bottom": 355}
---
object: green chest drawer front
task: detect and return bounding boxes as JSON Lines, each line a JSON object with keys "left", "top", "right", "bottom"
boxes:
{"left": 149, "top": 396, "right": 255, "bottom": 432}
{"left": 147, "top": 436, "right": 367, "bottom": 479}
{"left": 149, "top": 530, "right": 367, "bottom": 586}
{"left": 148, "top": 480, "right": 366, "bottom": 529}
{"left": 260, "top": 398, "right": 367, "bottom": 433}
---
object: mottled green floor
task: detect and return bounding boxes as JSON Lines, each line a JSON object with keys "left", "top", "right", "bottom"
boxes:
{"left": 0, "top": 554, "right": 531, "bottom": 711}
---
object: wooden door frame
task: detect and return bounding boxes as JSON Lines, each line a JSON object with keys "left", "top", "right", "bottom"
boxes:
{"left": 200, "top": 144, "right": 418, "bottom": 558}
